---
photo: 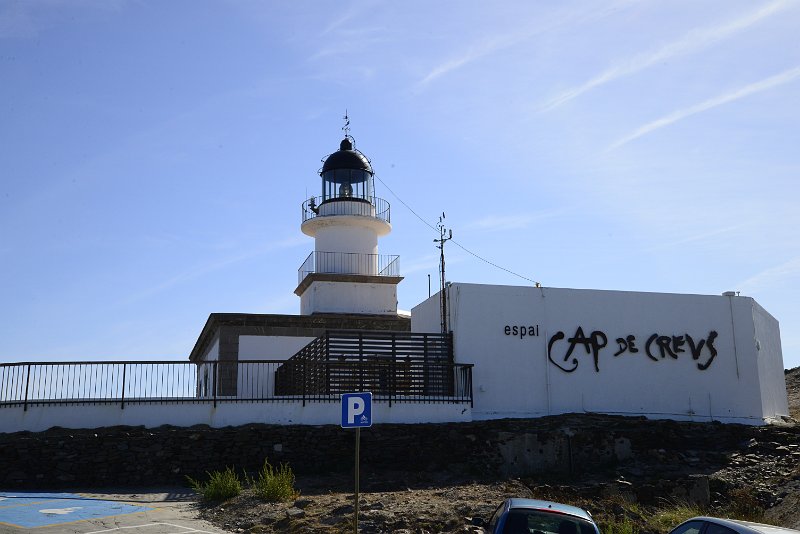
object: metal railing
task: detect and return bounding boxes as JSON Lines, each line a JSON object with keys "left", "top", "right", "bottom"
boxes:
{"left": 301, "top": 196, "right": 390, "bottom": 224}
{"left": 297, "top": 251, "right": 399, "bottom": 285}
{"left": 275, "top": 360, "right": 473, "bottom": 405}
{"left": 0, "top": 358, "right": 472, "bottom": 410}
{"left": 310, "top": 330, "right": 453, "bottom": 362}
{"left": 274, "top": 330, "right": 467, "bottom": 406}
{"left": 0, "top": 361, "right": 205, "bottom": 409}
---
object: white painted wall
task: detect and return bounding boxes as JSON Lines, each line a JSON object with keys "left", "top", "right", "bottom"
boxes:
{"left": 411, "top": 293, "right": 442, "bottom": 332}
{"left": 314, "top": 224, "right": 379, "bottom": 257}
{"left": 1, "top": 401, "right": 471, "bottom": 433}
{"left": 201, "top": 337, "right": 219, "bottom": 361}
{"left": 235, "top": 335, "right": 317, "bottom": 399}
{"left": 196, "top": 338, "right": 220, "bottom": 397}
{"left": 238, "top": 336, "right": 316, "bottom": 361}
{"left": 751, "top": 300, "right": 789, "bottom": 419}
{"left": 300, "top": 280, "right": 398, "bottom": 315}
{"left": 411, "top": 283, "right": 787, "bottom": 425}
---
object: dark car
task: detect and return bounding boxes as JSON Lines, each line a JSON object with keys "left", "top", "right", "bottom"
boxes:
{"left": 483, "top": 498, "right": 601, "bottom": 534}
{"left": 668, "top": 517, "right": 800, "bottom": 534}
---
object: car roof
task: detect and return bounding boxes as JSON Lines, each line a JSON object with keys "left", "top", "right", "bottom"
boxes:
{"left": 686, "top": 517, "right": 800, "bottom": 534}
{"left": 506, "top": 498, "right": 594, "bottom": 522}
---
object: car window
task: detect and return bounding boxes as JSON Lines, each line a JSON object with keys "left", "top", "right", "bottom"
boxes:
{"left": 705, "top": 523, "right": 738, "bottom": 534}
{"left": 669, "top": 521, "right": 705, "bottom": 534}
{"left": 500, "top": 510, "right": 596, "bottom": 534}
{"left": 489, "top": 502, "right": 505, "bottom": 532}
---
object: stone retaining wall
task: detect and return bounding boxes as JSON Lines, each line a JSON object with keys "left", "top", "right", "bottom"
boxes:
{"left": 1, "top": 414, "right": 796, "bottom": 493}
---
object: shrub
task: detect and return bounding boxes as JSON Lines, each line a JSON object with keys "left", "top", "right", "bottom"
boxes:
{"left": 600, "top": 516, "right": 640, "bottom": 534}
{"left": 187, "top": 467, "right": 242, "bottom": 501}
{"left": 247, "top": 459, "right": 298, "bottom": 502}
{"left": 724, "top": 487, "right": 767, "bottom": 523}
{"left": 648, "top": 502, "right": 704, "bottom": 533}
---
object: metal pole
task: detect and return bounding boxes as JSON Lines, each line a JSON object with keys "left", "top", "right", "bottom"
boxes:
{"left": 354, "top": 426, "right": 360, "bottom": 534}
{"left": 23, "top": 364, "right": 31, "bottom": 412}
{"left": 390, "top": 334, "right": 395, "bottom": 406}
{"left": 440, "top": 238, "right": 447, "bottom": 334}
{"left": 213, "top": 361, "right": 218, "bottom": 408}
{"left": 434, "top": 216, "right": 452, "bottom": 336}
{"left": 121, "top": 363, "right": 127, "bottom": 410}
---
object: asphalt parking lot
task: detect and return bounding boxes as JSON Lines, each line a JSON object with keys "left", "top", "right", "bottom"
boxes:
{"left": 0, "top": 489, "right": 230, "bottom": 534}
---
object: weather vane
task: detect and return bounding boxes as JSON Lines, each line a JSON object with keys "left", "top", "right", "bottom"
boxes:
{"left": 342, "top": 110, "right": 351, "bottom": 138}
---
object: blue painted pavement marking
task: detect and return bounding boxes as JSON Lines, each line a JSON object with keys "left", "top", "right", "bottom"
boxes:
{"left": 0, "top": 492, "right": 152, "bottom": 528}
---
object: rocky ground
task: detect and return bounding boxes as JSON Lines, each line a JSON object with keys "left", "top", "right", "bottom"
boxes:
{"left": 786, "top": 367, "right": 800, "bottom": 420}
{"left": 198, "top": 368, "right": 800, "bottom": 534}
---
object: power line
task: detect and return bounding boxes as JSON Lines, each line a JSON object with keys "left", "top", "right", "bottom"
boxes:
{"left": 375, "top": 174, "right": 438, "bottom": 233}
{"left": 450, "top": 239, "right": 539, "bottom": 286}
{"left": 374, "top": 174, "right": 541, "bottom": 287}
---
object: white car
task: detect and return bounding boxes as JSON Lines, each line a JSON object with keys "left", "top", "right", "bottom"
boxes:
{"left": 668, "top": 517, "right": 800, "bottom": 534}
{"left": 482, "top": 498, "right": 601, "bottom": 534}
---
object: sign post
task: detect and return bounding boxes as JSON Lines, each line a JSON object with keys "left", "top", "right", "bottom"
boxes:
{"left": 341, "top": 392, "right": 372, "bottom": 534}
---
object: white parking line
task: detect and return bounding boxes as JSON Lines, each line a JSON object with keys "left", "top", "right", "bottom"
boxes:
{"left": 85, "top": 523, "right": 218, "bottom": 534}
{"left": 161, "top": 525, "right": 219, "bottom": 534}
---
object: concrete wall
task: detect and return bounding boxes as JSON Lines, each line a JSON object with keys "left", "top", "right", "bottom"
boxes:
{"left": 201, "top": 337, "right": 219, "bottom": 361}
{"left": 411, "top": 283, "right": 787, "bottom": 425}
{"left": 300, "top": 280, "right": 398, "bottom": 315}
{"left": 1, "top": 401, "right": 471, "bottom": 433}
{"left": 314, "top": 224, "right": 379, "bottom": 257}
{"left": 234, "top": 335, "right": 316, "bottom": 398}
{"left": 238, "top": 335, "right": 316, "bottom": 361}
{"left": 751, "top": 300, "right": 789, "bottom": 419}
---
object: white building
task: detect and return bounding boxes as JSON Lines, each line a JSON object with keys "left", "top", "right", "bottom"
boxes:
{"left": 412, "top": 284, "right": 788, "bottom": 425}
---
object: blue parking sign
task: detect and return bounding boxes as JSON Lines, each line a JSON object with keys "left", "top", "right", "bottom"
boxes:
{"left": 341, "top": 392, "right": 372, "bottom": 428}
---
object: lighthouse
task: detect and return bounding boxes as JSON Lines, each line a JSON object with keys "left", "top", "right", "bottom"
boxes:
{"left": 295, "top": 136, "right": 402, "bottom": 315}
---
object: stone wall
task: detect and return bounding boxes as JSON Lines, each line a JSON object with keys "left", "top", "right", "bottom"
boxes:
{"left": 1, "top": 414, "right": 796, "bottom": 494}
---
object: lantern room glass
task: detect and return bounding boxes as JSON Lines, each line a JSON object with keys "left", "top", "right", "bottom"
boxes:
{"left": 321, "top": 169, "right": 373, "bottom": 203}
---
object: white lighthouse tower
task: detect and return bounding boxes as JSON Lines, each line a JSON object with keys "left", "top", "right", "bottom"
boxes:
{"left": 295, "top": 135, "right": 402, "bottom": 315}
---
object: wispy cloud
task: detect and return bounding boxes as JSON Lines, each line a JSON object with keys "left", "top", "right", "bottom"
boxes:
{"left": 737, "top": 257, "right": 800, "bottom": 293}
{"left": 643, "top": 223, "right": 747, "bottom": 251}
{"left": 413, "top": 32, "right": 531, "bottom": 92}
{"left": 466, "top": 212, "right": 560, "bottom": 232}
{"left": 308, "top": 27, "right": 389, "bottom": 62}
{"left": 540, "top": 0, "right": 790, "bottom": 112}
{"left": 319, "top": 5, "right": 360, "bottom": 36}
{"left": 607, "top": 65, "right": 800, "bottom": 150}
{"left": 414, "top": 1, "right": 637, "bottom": 93}
{"left": 402, "top": 254, "right": 439, "bottom": 276}
{"left": 309, "top": 2, "right": 390, "bottom": 62}
{"left": 116, "top": 236, "right": 305, "bottom": 307}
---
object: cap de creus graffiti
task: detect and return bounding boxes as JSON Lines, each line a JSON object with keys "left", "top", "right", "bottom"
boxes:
{"left": 547, "top": 326, "right": 719, "bottom": 373}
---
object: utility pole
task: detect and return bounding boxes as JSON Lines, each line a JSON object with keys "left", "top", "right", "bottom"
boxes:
{"left": 434, "top": 213, "right": 452, "bottom": 335}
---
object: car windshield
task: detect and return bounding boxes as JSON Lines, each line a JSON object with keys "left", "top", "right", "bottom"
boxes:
{"left": 503, "top": 510, "right": 595, "bottom": 534}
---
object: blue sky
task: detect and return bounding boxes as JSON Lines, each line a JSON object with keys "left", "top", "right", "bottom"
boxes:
{"left": 1, "top": 1, "right": 799, "bottom": 369}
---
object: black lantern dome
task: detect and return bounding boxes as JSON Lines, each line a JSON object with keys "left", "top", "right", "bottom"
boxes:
{"left": 322, "top": 138, "right": 373, "bottom": 174}
{"left": 319, "top": 137, "right": 374, "bottom": 203}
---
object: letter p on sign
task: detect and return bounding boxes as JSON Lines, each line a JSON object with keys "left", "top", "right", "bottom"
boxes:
{"left": 341, "top": 392, "right": 372, "bottom": 428}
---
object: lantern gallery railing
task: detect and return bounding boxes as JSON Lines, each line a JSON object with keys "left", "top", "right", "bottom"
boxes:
{"left": 301, "top": 196, "right": 390, "bottom": 224}
{"left": 297, "top": 251, "right": 399, "bottom": 285}
{"left": 0, "top": 359, "right": 472, "bottom": 410}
